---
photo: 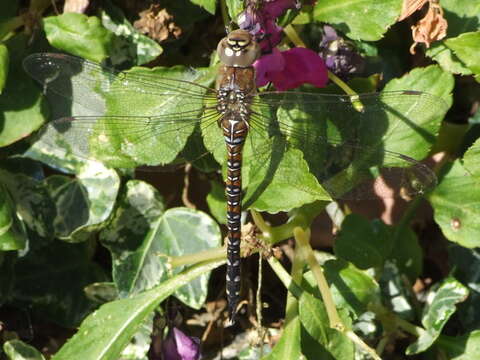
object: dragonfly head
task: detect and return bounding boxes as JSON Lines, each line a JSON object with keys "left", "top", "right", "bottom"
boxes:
{"left": 217, "top": 29, "right": 260, "bottom": 68}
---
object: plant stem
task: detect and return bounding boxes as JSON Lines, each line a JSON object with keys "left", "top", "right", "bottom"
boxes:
{"left": 293, "top": 227, "right": 343, "bottom": 330}
{"left": 169, "top": 247, "right": 226, "bottom": 268}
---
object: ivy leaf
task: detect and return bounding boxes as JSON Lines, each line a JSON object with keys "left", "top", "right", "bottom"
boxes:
{"left": 0, "top": 184, "right": 26, "bottom": 251}
{"left": 437, "top": 330, "right": 480, "bottom": 359}
{"left": 43, "top": 13, "right": 115, "bottom": 62}
{"left": 46, "top": 162, "right": 120, "bottom": 242}
{"left": 101, "top": 181, "right": 221, "bottom": 309}
{"left": 406, "top": 277, "right": 469, "bottom": 355}
{"left": 101, "top": 1, "right": 163, "bottom": 66}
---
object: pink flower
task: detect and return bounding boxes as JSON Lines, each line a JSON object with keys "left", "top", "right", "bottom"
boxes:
{"left": 239, "top": 0, "right": 301, "bottom": 51}
{"left": 254, "top": 47, "right": 328, "bottom": 91}
{"left": 161, "top": 327, "right": 200, "bottom": 360}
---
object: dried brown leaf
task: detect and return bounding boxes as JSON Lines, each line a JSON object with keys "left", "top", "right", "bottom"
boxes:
{"left": 399, "top": 0, "right": 428, "bottom": 21}
{"left": 134, "top": 5, "right": 182, "bottom": 43}
{"left": 410, "top": 0, "right": 448, "bottom": 54}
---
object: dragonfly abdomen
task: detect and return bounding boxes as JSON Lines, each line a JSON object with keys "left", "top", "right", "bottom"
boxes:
{"left": 222, "top": 116, "right": 249, "bottom": 324}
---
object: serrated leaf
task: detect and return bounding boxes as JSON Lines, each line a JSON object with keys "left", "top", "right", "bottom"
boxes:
{"left": 406, "top": 277, "right": 469, "bottom": 354}
{"left": 382, "top": 65, "right": 452, "bottom": 157}
{"left": 445, "top": 32, "right": 480, "bottom": 75}
{"left": 426, "top": 0, "right": 480, "bottom": 75}
{"left": 313, "top": 0, "right": 402, "bottom": 41}
{"left": 3, "top": 339, "right": 45, "bottom": 360}
{"left": 334, "top": 214, "right": 393, "bottom": 269}
{"left": 51, "top": 260, "right": 223, "bottom": 360}
{"left": 43, "top": 13, "right": 115, "bottom": 62}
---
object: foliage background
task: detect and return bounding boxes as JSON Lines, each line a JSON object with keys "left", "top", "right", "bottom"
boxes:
{"left": 0, "top": 0, "right": 480, "bottom": 359}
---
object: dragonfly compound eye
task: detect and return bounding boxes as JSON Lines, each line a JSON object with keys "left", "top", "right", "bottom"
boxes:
{"left": 217, "top": 29, "right": 261, "bottom": 68}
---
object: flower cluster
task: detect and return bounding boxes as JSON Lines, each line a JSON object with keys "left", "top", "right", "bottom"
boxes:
{"left": 238, "top": 0, "right": 328, "bottom": 90}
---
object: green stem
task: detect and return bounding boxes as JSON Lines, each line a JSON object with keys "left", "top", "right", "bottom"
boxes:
{"left": 293, "top": 227, "right": 343, "bottom": 330}
{"left": 169, "top": 246, "right": 226, "bottom": 268}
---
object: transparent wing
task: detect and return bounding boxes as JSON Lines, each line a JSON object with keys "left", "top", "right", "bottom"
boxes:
{"left": 23, "top": 53, "right": 221, "bottom": 168}
{"left": 23, "top": 53, "right": 218, "bottom": 115}
{"left": 240, "top": 90, "right": 448, "bottom": 200}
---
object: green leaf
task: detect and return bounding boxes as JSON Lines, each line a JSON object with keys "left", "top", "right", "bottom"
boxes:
{"left": 437, "top": 330, "right": 480, "bottom": 360}
{"left": 448, "top": 246, "right": 480, "bottom": 331}
{"left": 226, "top": 0, "right": 244, "bottom": 21}
{"left": 382, "top": 65, "right": 452, "bottom": 157}
{"left": 0, "top": 43, "right": 8, "bottom": 93}
{"left": 379, "top": 261, "right": 415, "bottom": 320}
{"left": 406, "top": 277, "right": 469, "bottom": 354}
{"left": 206, "top": 180, "right": 226, "bottom": 225}
{"left": 0, "top": 34, "right": 45, "bottom": 147}
{"left": 243, "top": 146, "right": 331, "bottom": 212}
{"left": 0, "top": 159, "right": 56, "bottom": 242}
{"left": 46, "top": 162, "right": 120, "bottom": 242}
{"left": 43, "top": 13, "right": 115, "bottom": 62}
{"left": 190, "top": 0, "right": 217, "bottom": 14}
{"left": 323, "top": 259, "right": 381, "bottom": 317}
{"left": 13, "top": 241, "right": 108, "bottom": 327}
{"left": 101, "top": 181, "right": 221, "bottom": 309}
{"left": 390, "top": 226, "right": 423, "bottom": 282}
{"left": 100, "top": 180, "right": 165, "bottom": 296}
{"left": 445, "top": 32, "right": 480, "bottom": 75}
{"left": 298, "top": 292, "right": 354, "bottom": 359}
{"left": 430, "top": 146, "right": 480, "bottom": 248}
{"left": 313, "top": 0, "right": 402, "bottom": 41}
{"left": 51, "top": 260, "right": 223, "bottom": 360}
{"left": 119, "top": 313, "right": 153, "bottom": 360}
{"left": 101, "top": 1, "right": 163, "bottom": 66}
{"left": 0, "top": 183, "right": 26, "bottom": 250}
{"left": 263, "top": 317, "right": 303, "bottom": 360}
{"left": 3, "top": 339, "right": 45, "bottom": 360}
{"left": 426, "top": 0, "right": 480, "bottom": 75}
{"left": 334, "top": 214, "right": 393, "bottom": 269}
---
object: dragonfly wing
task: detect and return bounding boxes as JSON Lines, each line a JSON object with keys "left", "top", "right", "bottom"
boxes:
{"left": 23, "top": 53, "right": 217, "bottom": 116}
{"left": 28, "top": 109, "right": 221, "bottom": 169}
{"left": 246, "top": 90, "right": 447, "bottom": 200}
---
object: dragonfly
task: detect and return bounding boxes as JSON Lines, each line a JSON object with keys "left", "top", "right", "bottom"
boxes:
{"left": 23, "top": 29, "right": 447, "bottom": 324}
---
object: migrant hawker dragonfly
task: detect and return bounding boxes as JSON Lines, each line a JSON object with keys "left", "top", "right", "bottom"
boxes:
{"left": 24, "top": 30, "right": 447, "bottom": 323}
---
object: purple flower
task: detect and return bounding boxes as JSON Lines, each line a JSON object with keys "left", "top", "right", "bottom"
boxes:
{"left": 254, "top": 47, "right": 328, "bottom": 91}
{"left": 238, "top": 0, "right": 301, "bottom": 51}
{"left": 161, "top": 327, "right": 200, "bottom": 360}
{"left": 318, "top": 25, "right": 365, "bottom": 77}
